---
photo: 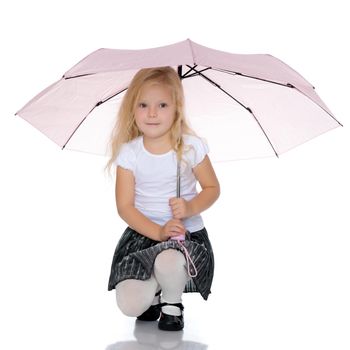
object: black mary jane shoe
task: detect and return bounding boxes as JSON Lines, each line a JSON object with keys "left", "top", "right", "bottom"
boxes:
{"left": 137, "top": 290, "right": 161, "bottom": 321}
{"left": 158, "top": 302, "right": 184, "bottom": 331}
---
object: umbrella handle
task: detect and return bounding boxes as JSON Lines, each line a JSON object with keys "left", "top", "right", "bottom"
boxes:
{"left": 172, "top": 160, "right": 193, "bottom": 276}
{"left": 171, "top": 159, "right": 188, "bottom": 241}
{"left": 176, "top": 160, "right": 181, "bottom": 198}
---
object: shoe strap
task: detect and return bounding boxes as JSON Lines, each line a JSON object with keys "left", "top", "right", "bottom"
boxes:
{"left": 158, "top": 302, "right": 184, "bottom": 311}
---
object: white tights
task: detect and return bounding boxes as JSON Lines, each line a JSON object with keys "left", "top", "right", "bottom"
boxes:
{"left": 115, "top": 248, "right": 190, "bottom": 317}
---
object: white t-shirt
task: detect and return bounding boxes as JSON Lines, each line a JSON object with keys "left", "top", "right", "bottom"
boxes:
{"left": 114, "top": 134, "right": 209, "bottom": 232}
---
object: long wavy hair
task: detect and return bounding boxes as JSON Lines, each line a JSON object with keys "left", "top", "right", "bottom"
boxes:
{"left": 104, "top": 66, "right": 198, "bottom": 177}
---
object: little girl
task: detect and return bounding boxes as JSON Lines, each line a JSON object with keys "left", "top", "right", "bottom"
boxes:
{"left": 106, "top": 66, "right": 220, "bottom": 331}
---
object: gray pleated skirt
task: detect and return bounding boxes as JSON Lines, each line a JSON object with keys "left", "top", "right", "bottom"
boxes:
{"left": 108, "top": 226, "right": 214, "bottom": 300}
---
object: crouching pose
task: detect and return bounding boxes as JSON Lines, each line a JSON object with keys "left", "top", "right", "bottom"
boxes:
{"left": 106, "top": 66, "right": 220, "bottom": 331}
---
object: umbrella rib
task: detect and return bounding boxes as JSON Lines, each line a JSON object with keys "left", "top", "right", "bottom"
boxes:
{"left": 211, "top": 67, "right": 294, "bottom": 88}
{"left": 212, "top": 67, "right": 343, "bottom": 127}
{"left": 246, "top": 109, "right": 279, "bottom": 157}
{"left": 177, "top": 65, "right": 183, "bottom": 78}
{"left": 213, "top": 67, "right": 339, "bottom": 121}
{"left": 63, "top": 73, "right": 95, "bottom": 79}
{"left": 96, "top": 87, "right": 128, "bottom": 106}
{"left": 182, "top": 65, "right": 197, "bottom": 77}
{"left": 181, "top": 65, "right": 211, "bottom": 79}
{"left": 288, "top": 85, "right": 343, "bottom": 127}
{"left": 62, "top": 87, "right": 128, "bottom": 149}
{"left": 188, "top": 65, "right": 279, "bottom": 157}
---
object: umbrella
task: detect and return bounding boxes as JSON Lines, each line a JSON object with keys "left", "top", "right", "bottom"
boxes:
{"left": 15, "top": 39, "right": 342, "bottom": 162}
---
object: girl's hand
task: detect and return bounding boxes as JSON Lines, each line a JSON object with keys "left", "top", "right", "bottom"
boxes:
{"left": 159, "top": 219, "right": 186, "bottom": 241}
{"left": 169, "top": 197, "right": 192, "bottom": 219}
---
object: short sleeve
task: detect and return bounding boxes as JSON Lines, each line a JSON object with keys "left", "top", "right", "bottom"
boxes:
{"left": 113, "top": 143, "right": 136, "bottom": 174}
{"left": 185, "top": 136, "right": 209, "bottom": 168}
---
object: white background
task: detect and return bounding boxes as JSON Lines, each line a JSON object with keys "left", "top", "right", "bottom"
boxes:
{"left": 1, "top": 1, "right": 349, "bottom": 349}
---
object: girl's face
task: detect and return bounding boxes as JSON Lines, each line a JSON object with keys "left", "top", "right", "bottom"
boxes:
{"left": 134, "top": 82, "right": 176, "bottom": 140}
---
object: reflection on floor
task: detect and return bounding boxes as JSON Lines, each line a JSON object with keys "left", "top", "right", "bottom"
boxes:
{"left": 106, "top": 320, "right": 208, "bottom": 350}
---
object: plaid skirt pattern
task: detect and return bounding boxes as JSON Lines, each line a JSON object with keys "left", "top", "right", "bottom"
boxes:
{"left": 108, "top": 226, "right": 214, "bottom": 300}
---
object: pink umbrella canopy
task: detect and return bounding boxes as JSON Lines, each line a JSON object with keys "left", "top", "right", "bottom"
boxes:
{"left": 15, "top": 39, "right": 342, "bottom": 162}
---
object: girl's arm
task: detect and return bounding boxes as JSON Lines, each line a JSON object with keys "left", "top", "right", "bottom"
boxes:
{"left": 115, "top": 166, "right": 162, "bottom": 241}
{"left": 169, "top": 155, "right": 220, "bottom": 219}
{"left": 188, "top": 155, "right": 221, "bottom": 216}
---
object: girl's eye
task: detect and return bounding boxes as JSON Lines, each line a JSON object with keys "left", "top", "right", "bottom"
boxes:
{"left": 160, "top": 103, "right": 167, "bottom": 108}
{"left": 139, "top": 103, "right": 147, "bottom": 108}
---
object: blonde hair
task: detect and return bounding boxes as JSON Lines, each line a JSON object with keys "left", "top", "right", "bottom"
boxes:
{"left": 104, "top": 66, "right": 198, "bottom": 177}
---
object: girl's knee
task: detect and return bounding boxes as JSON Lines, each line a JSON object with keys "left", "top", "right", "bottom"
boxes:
{"left": 116, "top": 290, "right": 151, "bottom": 317}
{"left": 116, "top": 297, "right": 147, "bottom": 317}
{"left": 154, "top": 249, "right": 186, "bottom": 275}
{"left": 115, "top": 279, "right": 156, "bottom": 317}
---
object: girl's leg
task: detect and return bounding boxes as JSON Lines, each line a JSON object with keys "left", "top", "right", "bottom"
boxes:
{"left": 153, "top": 248, "right": 190, "bottom": 316}
{"left": 115, "top": 274, "right": 160, "bottom": 317}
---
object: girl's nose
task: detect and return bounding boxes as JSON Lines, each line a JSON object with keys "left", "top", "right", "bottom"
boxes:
{"left": 149, "top": 106, "right": 157, "bottom": 118}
